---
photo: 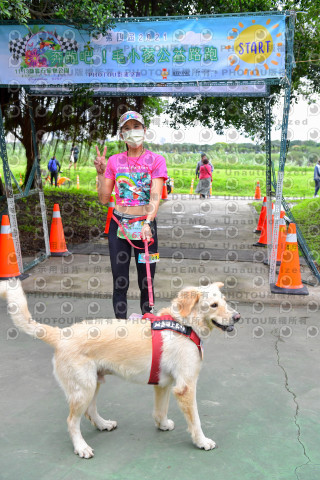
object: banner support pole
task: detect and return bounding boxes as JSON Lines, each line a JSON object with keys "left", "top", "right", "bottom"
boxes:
{"left": 269, "top": 11, "right": 296, "bottom": 287}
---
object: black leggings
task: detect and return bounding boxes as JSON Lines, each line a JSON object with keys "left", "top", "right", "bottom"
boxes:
{"left": 108, "top": 213, "right": 158, "bottom": 319}
{"left": 50, "top": 171, "right": 58, "bottom": 186}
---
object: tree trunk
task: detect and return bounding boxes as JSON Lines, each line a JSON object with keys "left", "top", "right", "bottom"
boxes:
{"left": 0, "top": 176, "right": 5, "bottom": 196}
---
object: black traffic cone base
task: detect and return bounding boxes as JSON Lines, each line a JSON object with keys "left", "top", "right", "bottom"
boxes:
{"left": 270, "top": 283, "right": 309, "bottom": 295}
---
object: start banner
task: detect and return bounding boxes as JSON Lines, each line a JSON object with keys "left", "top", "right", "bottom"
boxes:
{"left": 1, "top": 14, "right": 286, "bottom": 87}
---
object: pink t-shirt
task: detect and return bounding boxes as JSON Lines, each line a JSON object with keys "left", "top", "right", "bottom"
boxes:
{"left": 105, "top": 150, "right": 168, "bottom": 207}
{"left": 199, "top": 164, "right": 212, "bottom": 179}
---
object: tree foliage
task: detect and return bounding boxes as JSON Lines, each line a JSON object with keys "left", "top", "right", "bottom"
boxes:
{"left": 0, "top": 0, "right": 125, "bottom": 33}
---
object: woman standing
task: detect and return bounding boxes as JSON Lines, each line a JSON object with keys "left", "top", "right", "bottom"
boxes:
{"left": 94, "top": 111, "right": 167, "bottom": 319}
{"left": 196, "top": 156, "right": 212, "bottom": 199}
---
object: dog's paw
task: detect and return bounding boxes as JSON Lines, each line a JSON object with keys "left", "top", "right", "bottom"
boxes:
{"left": 74, "top": 443, "right": 94, "bottom": 459}
{"left": 196, "top": 437, "right": 216, "bottom": 451}
{"left": 97, "top": 419, "right": 117, "bottom": 431}
{"left": 159, "top": 419, "right": 175, "bottom": 431}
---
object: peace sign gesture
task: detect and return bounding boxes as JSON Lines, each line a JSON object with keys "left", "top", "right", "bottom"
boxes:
{"left": 94, "top": 145, "right": 107, "bottom": 175}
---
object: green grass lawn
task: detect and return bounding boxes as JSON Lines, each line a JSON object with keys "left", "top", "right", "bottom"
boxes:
{"left": 2, "top": 155, "right": 315, "bottom": 199}
{"left": 169, "top": 165, "right": 314, "bottom": 197}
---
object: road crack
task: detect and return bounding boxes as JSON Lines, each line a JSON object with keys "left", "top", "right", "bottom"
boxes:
{"left": 274, "top": 334, "right": 312, "bottom": 479}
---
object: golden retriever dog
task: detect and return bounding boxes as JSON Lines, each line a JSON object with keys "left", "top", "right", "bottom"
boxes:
{"left": 0, "top": 278, "right": 240, "bottom": 458}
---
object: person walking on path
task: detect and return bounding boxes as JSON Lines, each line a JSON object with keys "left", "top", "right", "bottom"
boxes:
{"left": 195, "top": 153, "right": 213, "bottom": 178}
{"left": 94, "top": 111, "right": 168, "bottom": 319}
{"left": 196, "top": 157, "right": 212, "bottom": 198}
{"left": 47, "top": 155, "right": 61, "bottom": 187}
{"left": 68, "top": 144, "right": 79, "bottom": 171}
{"left": 314, "top": 159, "right": 320, "bottom": 197}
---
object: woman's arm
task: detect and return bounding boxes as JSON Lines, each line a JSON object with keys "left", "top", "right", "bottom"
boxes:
{"left": 147, "top": 177, "right": 164, "bottom": 220}
{"left": 97, "top": 176, "right": 115, "bottom": 205}
{"left": 94, "top": 145, "right": 114, "bottom": 205}
{"left": 141, "top": 177, "right": 164, "bottom": 241}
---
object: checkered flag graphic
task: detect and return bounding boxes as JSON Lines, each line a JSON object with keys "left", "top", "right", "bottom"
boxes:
{"left": 9, "top": 33, "right": 32, "bottom": 60}
{"left": 56, "top": 34, "right": 78, "bottom": 52}
{"left": 9, "top": 32, "right": 78, "bottom": 60}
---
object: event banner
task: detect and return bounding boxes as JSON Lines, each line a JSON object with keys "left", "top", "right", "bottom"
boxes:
{"left": 30, "top": 84, "right": 268, "bottom": 96}
{"left": 0, "top": 14, "right": 286, "bottom": 86}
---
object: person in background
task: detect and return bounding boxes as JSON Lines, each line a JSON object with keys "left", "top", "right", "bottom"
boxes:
{"left": 94, "top": 111, "right": 167, "bottom": 319}
{"left": 314, "top": 159, "right": 320, "bottom": 198}
{"left": 69, "top": 144, "right": 80, "bottom": 171}
{"left": 195, "top": 153, "right": 213, "bottom": 178}
{"left": 47, "top": 155, "right": 61, "bottom": 187}
{"left": 196, "top": 157, "right": 212, "bottom": 199}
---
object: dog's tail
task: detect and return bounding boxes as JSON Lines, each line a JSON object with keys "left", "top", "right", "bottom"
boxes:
{"left": 0, "top": 278, "right": 60, "bottom": 347}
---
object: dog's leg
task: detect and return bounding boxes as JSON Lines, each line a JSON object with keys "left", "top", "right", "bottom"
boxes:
{"left": 85, "top": 383, "right": 117, "bottom": 431}
{"left": 173, "top": 382, "right": 216, "bottom": 450}
{"left": 153, "top": 385, "right": 174, "bottom": 431}
{"left": 66, "top": 379, "right": 97, "bottom": 459}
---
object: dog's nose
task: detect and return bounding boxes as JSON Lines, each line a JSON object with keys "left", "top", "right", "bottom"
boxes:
{"left": 232, "top": 313, "right": 241, "bottom": 323}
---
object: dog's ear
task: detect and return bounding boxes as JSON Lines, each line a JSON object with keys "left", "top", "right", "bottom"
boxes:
{"left": 214, "top": 282, "right": 224, "bottom": 290}
{"left": 173, "top": 288, "right": 202, "bottom": 318}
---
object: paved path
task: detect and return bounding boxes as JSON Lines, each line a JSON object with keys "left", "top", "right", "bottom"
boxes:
{"left": 1, "top": 195, "right": 320, "bottom": 480}
{"left": 22, "top": 196, "right": 320, "bottom": 306}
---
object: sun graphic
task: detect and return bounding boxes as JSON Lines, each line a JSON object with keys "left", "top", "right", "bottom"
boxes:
{"left": 226, "top": 18, "right": 283, "bottom": 76}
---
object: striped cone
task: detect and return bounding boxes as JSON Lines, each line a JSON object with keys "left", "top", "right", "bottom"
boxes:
{"left": 254, "top": 196, "right": 267, "bottom": 233}
{"left": 263, "top": 212, "right": 287, "bottom": 265}
{"left": 49, "top": 204, "right": 71, "bottom": 256}
{"left": 0, "top": 215, "right": 28, "bottom": 280}
{"left": 270, "top": 223, "right": 308, "bottom": 295}
{"left": 77, "top": 175, "right": 80, "bottom": 190}
{"left": 101, "top": 195, "right": 115, "bottom": 238}
{"left": 190, "top": 178, "right": 194, "bottom": 194}
{"left": 171, "top": 178, "right": 174, "bottom": 194}
{"left": 254, "top": 181, "right": 261, "bottom": 199}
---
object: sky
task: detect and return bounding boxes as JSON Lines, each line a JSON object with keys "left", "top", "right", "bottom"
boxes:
{"left": 145, "top": 95, "right": 320, "bottom": 145}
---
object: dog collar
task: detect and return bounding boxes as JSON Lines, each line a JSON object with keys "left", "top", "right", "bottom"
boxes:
{"left": 143, "top": 313, "right": 203, "bottom": 385}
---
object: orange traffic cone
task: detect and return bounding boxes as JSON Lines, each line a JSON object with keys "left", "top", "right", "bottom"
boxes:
{"left": 49, "top": 204, "right": 71, "bottom": 257}
{"left": 254, "top": 196, "right": 267, "bottom": 233}
{"left": 253, "top": 204, "right": 274, "bottom": 247}
{"left": 254, "top": 181, "right": 261, "bottom": 200}
{"left": 271, "top": 223, "right": 308, "bottom": 295}
{"left": 263, "top": 212, "right": 287, "bottom": 265}
{"left": 190, "top": 178, "right": 194, "bottom": 194}
{"left": 162, "top": 182, "right": 168, "bottom": 200}
{"left": 0, "top": 215, "right": 28, "bottom": 280}
{"left": 101, "top": 195, "right": 115, "bottom": 238}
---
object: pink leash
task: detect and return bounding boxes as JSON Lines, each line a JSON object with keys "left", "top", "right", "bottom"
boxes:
{"left": 112, "top": 214, "right": 155, "bottom": 310}
{"left": 143, "top": 239, "right": 154, "bottom": 307}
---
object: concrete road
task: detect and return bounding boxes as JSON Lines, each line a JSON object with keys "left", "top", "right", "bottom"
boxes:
{"left": 1, "top": 195, "right": 320, "bottom": 480}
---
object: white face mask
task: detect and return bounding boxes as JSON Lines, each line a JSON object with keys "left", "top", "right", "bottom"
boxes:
{"left": 122, "top": 129, "right": 144, "bottom": 148}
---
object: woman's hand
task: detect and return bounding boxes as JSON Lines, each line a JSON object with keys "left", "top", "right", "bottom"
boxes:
{"left": 94, "top": 146, "right": 107, "bottom": 175}
{"left": 141, "top": 223, "right": 152, "bottom": 242}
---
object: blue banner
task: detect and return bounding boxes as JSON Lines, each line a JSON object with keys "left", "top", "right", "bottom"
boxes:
{"left": 1, "top": 14, "right": 286, "bottom": 86}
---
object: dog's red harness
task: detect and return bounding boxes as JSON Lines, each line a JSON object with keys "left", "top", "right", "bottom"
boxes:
{"left": 142, "top": 313, "right": 203, "bottom": 385}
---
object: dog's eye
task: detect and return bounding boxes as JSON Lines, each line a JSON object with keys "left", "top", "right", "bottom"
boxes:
{"left": 211, "top": 303, "right": 218, "bottom": 308}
